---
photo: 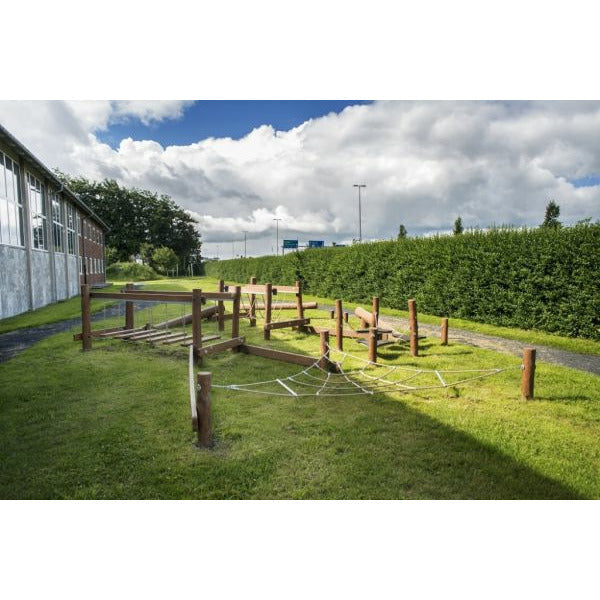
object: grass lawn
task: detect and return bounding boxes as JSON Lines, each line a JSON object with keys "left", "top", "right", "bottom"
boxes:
{"left": 1, "top": 276, "right": 599, "bottom": 499}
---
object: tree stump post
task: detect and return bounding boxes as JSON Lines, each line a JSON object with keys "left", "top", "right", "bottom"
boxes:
{"left": 521, "top": 348, "right": 536, "bottom": 400}
{"left": 372, "top": 296, "right": 380, "bottom": 328}
{"left": 408, "top": 299, "right": 419, "bottom": 357}
{"left": 441, "top": 317, "right": 448, "bottom": 346}
{"left": 196, "top": 371, "right": 213, "bottom": 447}
{"left": 319, "top": 330, "right": 330, "bottom": 370}
{"left": 368, "top": 327, "right": 377, "bottom": 363}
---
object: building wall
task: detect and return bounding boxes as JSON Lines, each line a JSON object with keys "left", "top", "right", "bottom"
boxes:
{"left": 0, "top": 132, "right": 107, "bottom": 320}
{"left": 0, "top": 245, "right": 29, "bottom": 318}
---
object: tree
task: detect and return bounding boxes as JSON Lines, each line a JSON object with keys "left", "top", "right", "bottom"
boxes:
{"left": 542, "top": 200, "right": 562, "bottom": 228}
{"left": 104, "top": 246, "right": 119, "bottom": 265}
{"left": 397, "top": 224, "right": 407, "bottom": 240}
{"left": 453, "top": 216, "right": 464, "bottom": 235}
{"left": 139, "top": 242, "right": 155, "bottom": 265}
{"left": 55, "top": 171, "right": 202, "bottom": 267}
{"left": 152, "top": 246, "right": 179, "bottom": 274}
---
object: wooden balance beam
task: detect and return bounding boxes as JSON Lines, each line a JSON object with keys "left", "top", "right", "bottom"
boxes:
{"left": 264, "top": 318, "right": 311, "bottom": 331}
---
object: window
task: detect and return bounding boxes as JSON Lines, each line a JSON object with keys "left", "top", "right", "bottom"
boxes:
{"left": 51, "top": 193, "right": 64, "bottom": 252}
{"left": 66, "top": 204, "right": 76, "bottom": 255}
{"left": 28, "top": 173, "right": 47, "bottom": 250}
{"left": 0, "top": 151, "right": 24, "bottom": 247}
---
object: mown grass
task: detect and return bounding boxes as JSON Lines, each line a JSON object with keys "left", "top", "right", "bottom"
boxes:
{"left": 1, "top": 277, "right": 599, "bottom": 499}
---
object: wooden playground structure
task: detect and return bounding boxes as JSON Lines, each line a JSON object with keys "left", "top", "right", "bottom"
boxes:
{"left": 77, "top": 278, "right": 537, "bottom": 448}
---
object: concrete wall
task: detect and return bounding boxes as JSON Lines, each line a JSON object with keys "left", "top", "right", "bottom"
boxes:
{"left": 31, "top": 250, "right": 53, "bottom": 310}
{"left": 0, "top": 245, "right": 29, "bottom": 318}
{"left": 54, "top": 253, "right": 68, "bottom": 301}
{"left": 67, "top": 255, "right": 79, "bottom": 297}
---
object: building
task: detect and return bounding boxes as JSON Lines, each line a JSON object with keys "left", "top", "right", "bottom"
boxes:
{"left": 0, "top": 124, "right": 109, "bottom": 320}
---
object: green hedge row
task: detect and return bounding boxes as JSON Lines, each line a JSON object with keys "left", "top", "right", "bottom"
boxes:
{"left": 205, "top": 225, "right": 600, "bottom": 339}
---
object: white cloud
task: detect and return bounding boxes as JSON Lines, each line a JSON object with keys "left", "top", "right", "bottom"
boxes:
{"left": 1, "top": 100, "right": 600, "bottom": 256}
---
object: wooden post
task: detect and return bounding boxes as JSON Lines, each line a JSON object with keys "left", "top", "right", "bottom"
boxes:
{"left": 335, "top": 299, "right": 343, "bottom": 351}
{"left": 81, "top": 284, "right": 92, "bottom": 351}
{"left": 521, "top": 348, "right": 536, "bottom": 400}
{"left": 264, "top": 283, "right": 272, "bottom": 340}
{"left": 296, "top": 280, "right": 304, "bottom": 322}
{"left": 329, "top": 309, "right": 335, "bottom": 319}
{"left": 231, "top": 286, "right": 241, "bottom": 350}
{"left": 192, "top": 289, "right": 203, "bottom": 365}
{"left": 441, "top": 317, "right": 449, "bottom": 346}
{"left": 125, "top": 282, "right": 135, "bottom": 330}
{"left": 217, "top": 280, "right": 225, "bottom": 331}
{"left": 249, "top": 276, "right": 257, "bottom": 327}
{"left": 368, "top": 327, "right": 377, "bottom": 363}
{"left": 372, "top": 296, "right": 380, "bottom": 328}
{"left": 196, "top": 372, "right": 213, "bottom": 447}
{"left": 344, "top": 311, "right": 349, "bottom": 324}
{"left": 319, "top": 330, "right": 330, "bottom": 369}
{"left": 408, "top": 298, "right": 419, "bottom": 357}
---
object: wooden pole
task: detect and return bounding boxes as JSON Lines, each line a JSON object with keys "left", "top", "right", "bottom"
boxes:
{"left": 372, "top": 296, "right": 380, "bottom": 328}
{"left": 441, "top": 317, "right": 449, "bottom": 346}
{"left": 231, "top": 285, "right": 241, "bottom": 350}
{"left": 125, "top": 282, "right": 135, "bottom": 330}
{"left": 264, "top": 283, "right": 272, "bottom": 340}
{"left": 329, "top": 309, "right": 335, "bottom": 319}
{"left": 408, "top": 299, "right": 419, "bottom": 357}
{"left": 196, "top": 372, "right": 213, "bottom": 447}
{"left": 296, "top": 280, "right": 304, "bottom": 321}
{"left": 249, "top": 276, "right": 257, "bottom": 327}
{"left": 335, "top": 299, "right": 343, "bottom": 351}
{"left": 81, "top": 284, "right": 92, "bottom": 351}
{"left": 319, "top": 330, "right": 330, "bottom": 369}
{"left": 217, "top": 280, "right": 225, "bottom": 331}
{"left": 521, "top": 348, "right": 536, "bottom": 400}
{"left": 192, "top": 289, "right": 203, "bottom": 365}
{"left": 344, "top": 311, "right": 349, "bottom": 324}
{"left": 368, "top": 327, "right": 377, "bottom": 363}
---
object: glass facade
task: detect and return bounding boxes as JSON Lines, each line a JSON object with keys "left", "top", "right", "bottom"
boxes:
{"left": 28, "top": 172, "right": 47, "bottom": 250}
{"left": 66, "top": 203, "right": 76, "bottom": 255}
{"left": 51, "top": 193, "right": 64, "bottom": 252}
{"left": 0, "top": 151, "right": 24, "bottom": 247}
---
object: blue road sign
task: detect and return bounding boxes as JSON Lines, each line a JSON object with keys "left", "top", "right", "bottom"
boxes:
{"left": 283, "top": 239, "right": 299, "bottom": 249}
{"left": 308, "top": 240, "right": 325, "bottom": 248}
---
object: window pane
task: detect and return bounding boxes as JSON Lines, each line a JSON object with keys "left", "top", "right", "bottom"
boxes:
{"left": 9, "top": 202, "right": 17, "bottom": 245}
{"left": 0, "top": 198, "right": 8, "bottom": 243}
{"left": 0, "top": 153, "right": 6, "bottom": 199}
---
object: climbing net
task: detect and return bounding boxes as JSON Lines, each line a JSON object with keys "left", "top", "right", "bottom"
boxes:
{"left": 212, "top": 351, "right": 516, "bottom": 398}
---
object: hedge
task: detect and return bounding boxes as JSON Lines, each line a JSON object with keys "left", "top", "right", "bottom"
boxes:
{"left": 205, "top": 224, "right": 600, "bottom": 340}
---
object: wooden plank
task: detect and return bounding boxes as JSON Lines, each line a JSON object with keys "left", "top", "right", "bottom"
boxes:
{"left": 240, "top": 302, "right": 318, "bottom": 311}
{"left": 107, "top": 326, "right": 151, "bottom": 339}
{"left": 162, "top": 334, "right": 221, "bottom": 346}
{"left": 265, "top": 317, "right": 311, "bottom": 331}
{"left": 90, "top": 291, "right": 236, "bottom": 302}
{"left": 312, "top": 326, "right": 367, "bottom": 339}
{"left": 354, "top": 306, "right": 376, "bottom": 327}
{"left": 239, "top": 344, "right": 317, "bottom": 367}
{"left": 154, "top": 306, "right": 218, "bottom": 330}
{"left": 357, "top": 338, "right": 396, "bottom": 348}
{"left": 125, "top": 329, "right": 162, "bottom": 340}
{"left": 73, "top": 326, "right": 125, "bottom": 341}
{"left": 197, "top": 337, "right": 245, "bottom": 356}
{"left": 273, "top": 285, "right": 299, "bottom": 294}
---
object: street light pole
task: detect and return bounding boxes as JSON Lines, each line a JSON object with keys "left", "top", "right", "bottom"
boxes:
{"left": 273, "top": 218, "right": 281, "bottom": 256}
{"left": 353, "top": 184, "right": 366, "bottom": 242}
{"left": 242, "top": 231, "right": 248, "bottom": 257}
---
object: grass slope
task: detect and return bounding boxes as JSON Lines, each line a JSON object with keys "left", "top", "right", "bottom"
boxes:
{"left": 1, "top": 278, "right": 599, "bottom": 499}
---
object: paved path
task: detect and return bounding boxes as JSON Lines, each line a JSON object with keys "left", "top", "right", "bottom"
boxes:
{"left": 319, "top": 305, "right": 600, "bottom": 376}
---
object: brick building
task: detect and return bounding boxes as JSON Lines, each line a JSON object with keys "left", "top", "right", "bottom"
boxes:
{"left": 0, "top": 123, "right": 109, "bottom": 320}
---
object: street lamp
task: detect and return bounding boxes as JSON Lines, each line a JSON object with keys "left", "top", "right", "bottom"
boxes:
{"left": 353, "top": 184, "right": 366, "bottom": 242}
{"left": 273, "top": 218, "right": 282, "bottom": 256}
{"left": 242, "top": 231, "right": 248, "bottom": 257}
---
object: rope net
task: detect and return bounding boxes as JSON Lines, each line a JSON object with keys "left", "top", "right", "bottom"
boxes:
{"left": 212, "top": 351, "right": 517, "bottom": 398}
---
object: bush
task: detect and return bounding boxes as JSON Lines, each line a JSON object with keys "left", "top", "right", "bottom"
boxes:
{"left": 205, "top": 224, "right": 600, "bottom": 340}
{"left": 106, "top": 261, "right": 161, "bottom": 281}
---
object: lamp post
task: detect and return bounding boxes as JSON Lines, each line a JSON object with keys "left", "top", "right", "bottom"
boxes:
{"left": 273, "top": 218, "right": 282, "bottom": 256}
{"left": 242, "top": 231, "right": 248, "bottom": 257}
{"left": 353, "top": 184, "right": 366, "bottom": 242}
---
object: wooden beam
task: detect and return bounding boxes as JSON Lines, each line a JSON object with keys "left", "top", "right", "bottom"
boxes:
{"left": 197, "top": 337, "right": 245, "bottom": 356}
{"left": 90, "top": 291, "right": 235, "bottom": 302}
{"left": 265, "top": 318, "right": 311, "bottom": 331}
{"left": 241, "top": 302, "right": 318, "bottom": 311}
{"left": 239, "top": 344, "right": 317, "bottom": 367}
{"left": 354, "top": 306, "right": 376, "bottom": 327}
{"left": 104, "top": 326, "right": 150, "bottom": 339}
{"left": 73, "top": 326, "right": 125, "bottom": 341}
{"left": 162, "top": 334, "right": 221, "bottom": 346}
{"left": 154, "top": 305, "right": 217, "bottom": 330}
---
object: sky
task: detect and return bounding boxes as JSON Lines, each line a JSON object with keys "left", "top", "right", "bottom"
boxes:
{"left": 1, "top": 99, "right": 599, "bottom": 258}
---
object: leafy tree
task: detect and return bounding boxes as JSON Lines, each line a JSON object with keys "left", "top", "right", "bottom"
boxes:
{"left": 55, "top": 171, "right": 202, "bottom": 268}
{"left": 104, "top": 246, "right": 119, "bottom": 265}
{"left": 453, "top": 216, "right": 464, "bottom": 235}
{"left": 397, "top": 224, "right": 407, "bottom": 240}
{"left": 139, "top": 242, "right": 155, "bottom": 266}
{"left": 152, "top": 246, "right": 179, "bottom": 274}
{"left": 542, "top": 200, "right": 562, "bottom": 228}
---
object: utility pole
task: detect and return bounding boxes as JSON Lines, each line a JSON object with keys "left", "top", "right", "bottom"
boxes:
{"left": 353, "top": 184, "right": 366, "bottom": 242}
{"left": 242, "top": 231, "right": 248, "bottom": 257}
{"left": 273, "top": 218, "right": 282, "bottom": 256}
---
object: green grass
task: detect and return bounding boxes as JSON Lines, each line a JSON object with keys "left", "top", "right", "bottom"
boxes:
{"left": 1, "top": 276, "right": 599, "bottom": 499}
{"left": 0, "top": 284, "right": 120, "bottom": 334}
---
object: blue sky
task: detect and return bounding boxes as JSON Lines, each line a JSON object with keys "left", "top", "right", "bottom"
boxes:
{"left": 97, "top": 100, "right": 373, "bottom": 148}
